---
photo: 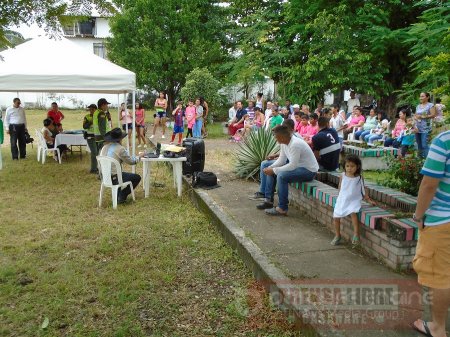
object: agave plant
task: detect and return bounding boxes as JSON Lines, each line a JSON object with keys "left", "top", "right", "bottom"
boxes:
{"left": 234, "top": 128, "right": 279, "bottom": 180}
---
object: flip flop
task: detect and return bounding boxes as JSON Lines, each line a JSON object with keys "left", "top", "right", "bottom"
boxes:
{"left": 412, "top": 320, "right": 434, "bottom": 337}
{"left": 265, "top": 207, "right": 287, "bottom": 216}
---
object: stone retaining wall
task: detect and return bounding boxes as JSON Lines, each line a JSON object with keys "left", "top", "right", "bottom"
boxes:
{"left": 288, "top": 175, "right": 418, "bottom": 270}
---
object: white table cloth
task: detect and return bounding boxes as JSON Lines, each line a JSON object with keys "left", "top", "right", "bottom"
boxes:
{"left": 54, "top": 133, "right": 88, "bottom": 148}
{"left": 140, "top": 156, "right": 187, "bottom": 198}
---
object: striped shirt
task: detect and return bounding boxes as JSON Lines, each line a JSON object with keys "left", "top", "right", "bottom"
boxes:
{"left": 421, "top": 130, "right": 450, "bottom": 226}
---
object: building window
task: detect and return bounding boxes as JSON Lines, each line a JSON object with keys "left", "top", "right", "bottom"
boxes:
{"left": 93, "top": 43, "right": 106, "bottom": 59}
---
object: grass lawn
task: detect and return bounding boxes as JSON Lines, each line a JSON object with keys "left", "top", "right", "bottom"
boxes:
{"left": 0, "top": 111, "right": 301, "bottom": 336}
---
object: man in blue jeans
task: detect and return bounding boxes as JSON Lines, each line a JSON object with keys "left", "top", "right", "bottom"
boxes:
{"left": 256, "top": 125, "right": 318, "bottom": 215}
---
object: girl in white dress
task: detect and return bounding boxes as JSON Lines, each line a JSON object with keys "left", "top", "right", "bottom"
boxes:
{"left": 331, "top": 155, "right": 374, "bottom": 246}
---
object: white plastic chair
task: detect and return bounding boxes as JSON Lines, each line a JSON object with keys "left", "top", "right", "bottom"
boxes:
{"left": 347, "top": 125, "right": 362, "bottom": 141}
{"left": 37, "top": 131, "right": 61, "bottom": 164}
{"left": 35, "top": 129, "right": 42, "bottom": 162}
{"left": 97, "top": 156, "right": 135, "bottom": 209}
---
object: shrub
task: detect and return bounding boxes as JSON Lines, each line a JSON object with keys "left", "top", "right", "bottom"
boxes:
{"left": 234, "top": 128, "right": 279, "bottom": 180}
{"left": 378, "top": 153, "right": 425, "bottom": 196}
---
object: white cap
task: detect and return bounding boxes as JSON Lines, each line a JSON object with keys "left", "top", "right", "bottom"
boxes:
{"left": 293, "top": 104, "right": 300, "bottom": 109}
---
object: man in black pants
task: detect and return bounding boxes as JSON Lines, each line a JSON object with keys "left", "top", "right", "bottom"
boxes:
{"left": 100, "top": 128, "right": 145, "bottom": 204}
{"left": 4, "top": 98, "right": 27, "bottom": 160}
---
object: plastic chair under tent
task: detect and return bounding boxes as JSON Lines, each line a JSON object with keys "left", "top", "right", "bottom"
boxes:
{"left": 34, "top": 129, "right": 43, "bottom": 162}
{"left": 96, "top": 156, "right": 135, "bottom": 209}
{"left": 36, "top": 131, "right": 61, "bottom": 164}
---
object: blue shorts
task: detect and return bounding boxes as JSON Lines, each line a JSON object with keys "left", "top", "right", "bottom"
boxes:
{"left": 154, "top": 111, "right": 166, "bottom": 118}
{"left": 122, "top": 123, "right": 133, "bottom": 131}
{"left": 173, "top": 125, "right": 184, "bottom": 134}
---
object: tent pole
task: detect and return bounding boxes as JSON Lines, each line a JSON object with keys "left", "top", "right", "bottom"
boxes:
{"left": 124, "top": 93, "right": 129, "bottom": 153}
{"left": 132, "top": 91, "right": 136, "bottom": 174}
{"left": 117, "top": 94, "right": 120, "bottom": 128}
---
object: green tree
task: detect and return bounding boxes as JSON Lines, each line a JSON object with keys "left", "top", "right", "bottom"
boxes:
{"left": 225, "top": 0, "right": 288, "bottom": 100}
{"left": 107, "top": 0, "right": 230, "bottom": 110}
{"left": 0, "top": 0, "right": 115, "bottom": 48}
{"left": 283, "top": 0, "right": 428, "bottom": 113}
{"left": 180, "top": 67, "right": 221, "bottom": 111}
{"left": 228, "top": 0, "right": 432, "bottom": 114}
{"left": 400, "top": 1, "right": 450, "bottom": 104}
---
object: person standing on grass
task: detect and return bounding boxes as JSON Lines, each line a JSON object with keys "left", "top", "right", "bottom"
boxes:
{"left": 119, "top": 103, "right": 133, "bottom": 146}
{"left": 257, "top": 125, "right": 318, "bottom": 216}
{"left": 185, "top": 99, "right": 196, "bottom": 138}
{"left": 93, "top": 98, "right": 111, "bottom": 153}
{"left": 151, "top": 91, "right": 168, "bottom": 139}
{"left": 4, "top": 98, "right": 27, "bottom": 160}
{"left": 412, "top": 130, "right": 450, "bottom": 337}
{"left": 83, "top": 104, "right": 99, "bottom": 173}
{"left": 200, "top": 97, "right": 209, "bottom": 138}
{"left": 331, "top": 155, "right": 374, "bottom": 247}
{"left": 170, "top": 101, "right": 184, "bottom": 146}
{"left": 135, "top": 102, "right": 148, "bottom": 148}
{"left": 100, "top": 128, "right": 145, "bottom": 204}
{"left": 47, "top": 102, "right": 65, "bottom": 127}
{"left": 193, "top": 98, "right": 203, "bottom": 138}
{"left": 415, "top": 92, "right": 436, "bottom": 158}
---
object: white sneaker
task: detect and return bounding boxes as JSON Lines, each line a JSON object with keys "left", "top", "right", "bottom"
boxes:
{"left": 161, "top": 135, "right": 165, "bottom": 139}
{"left": 144, "top": 144, "right": 147, "bottom": 148}
{"left": 137, "top": 144, "right": 142, "bottom": 148}
{"left": 150, "top": 135, "right": 155, "bottom": 139}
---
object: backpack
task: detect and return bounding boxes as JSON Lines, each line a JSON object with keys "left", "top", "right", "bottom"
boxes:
{"left": 192, "top": 171, "right": 219, "bottom": 189}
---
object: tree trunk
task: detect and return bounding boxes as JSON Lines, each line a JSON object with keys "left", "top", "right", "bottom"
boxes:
{"left": 378, "top": 94, "right": 397, "bottom": 119}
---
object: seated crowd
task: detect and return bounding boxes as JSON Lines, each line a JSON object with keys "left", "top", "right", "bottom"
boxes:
{"left": 229, "top": 92, "right": 439, "bottom": 161}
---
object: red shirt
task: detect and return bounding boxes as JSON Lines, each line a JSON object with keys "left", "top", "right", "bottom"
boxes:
{"left": 47, "top": 110, "right": 64, "bottom": 124}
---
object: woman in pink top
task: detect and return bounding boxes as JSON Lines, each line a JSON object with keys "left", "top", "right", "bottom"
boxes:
{"left": 384, "top": 108, "right": 407, "bottom": 147}
{"left": 135, "top": 102, "right": 148, "bottom": 148}
{"left": 185, "top": 99, "right": 196, "bottom": 138}
{"left": 119, "top": 103, "right": 133, "bottom": 145}
{"left": 343, "top": 107, "right": 365, "bottom": 138}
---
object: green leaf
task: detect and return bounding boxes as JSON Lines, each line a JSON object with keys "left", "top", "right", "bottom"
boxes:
{"left": 41, "top": 317, "right": 49, "bottom": 330}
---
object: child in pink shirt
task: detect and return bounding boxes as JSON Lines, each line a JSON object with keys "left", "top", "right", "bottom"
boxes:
{"left": 296, "top": 114, "right": 309, "bottom": 138}
{"left": 303, "top": 113, "right": 319, "bottom": 146}
{"left": 185, "top": 99, "right": 196, "bottom": 138}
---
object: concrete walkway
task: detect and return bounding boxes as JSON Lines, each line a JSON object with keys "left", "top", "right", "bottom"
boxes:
{"left": 148, "top": 136, "right": 443, "bottom": 336}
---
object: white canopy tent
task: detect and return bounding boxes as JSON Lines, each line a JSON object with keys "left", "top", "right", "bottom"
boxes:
{"left": 0, "top": 37, "right": 137, "bottom": 169}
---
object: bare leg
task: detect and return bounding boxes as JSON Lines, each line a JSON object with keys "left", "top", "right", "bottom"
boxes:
{"left": 414, "top": 288, "right": 450, "bottom": 337}
{"left": 162, "top": 117, "right": 167, "bottom": 135}
{"left": 153, "top": 117, "right": 160, "bottom": 136}
{"left": 351, "top": 213, "right": 360, "bottom": 238}
{"left": 141, "top": 128, "right": 147, "bottom": 145}
{"left": 334, "top": 218, "right": 341, "bottom": 237}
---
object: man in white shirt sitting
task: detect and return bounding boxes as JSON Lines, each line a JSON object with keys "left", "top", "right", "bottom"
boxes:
{"left": 257, "top": 125, "right": 319, "bottom": 216}
{"left": 4, "top": 98, "right": 28, "bottom": 160}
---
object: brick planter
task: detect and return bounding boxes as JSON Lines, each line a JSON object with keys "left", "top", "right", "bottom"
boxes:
{"left": 289, "top": 174, "right": 418, "bottom": 271}
{"left": 341, "top": 144, "right": 398, "bottom": 170}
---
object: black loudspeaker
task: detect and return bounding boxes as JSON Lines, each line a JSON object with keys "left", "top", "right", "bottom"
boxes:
{"left": 182, "top": 138, "right": 205, "bottom": 175}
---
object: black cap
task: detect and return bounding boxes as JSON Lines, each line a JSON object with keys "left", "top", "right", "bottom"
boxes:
{"left": 86, "top": 103, "right": 97, "bottom": 110}
{"left": 97, "top": 98, "right": 111, "bottom": 108}
{"left": 104, "top": 128, "right": 127, "bottom": 142}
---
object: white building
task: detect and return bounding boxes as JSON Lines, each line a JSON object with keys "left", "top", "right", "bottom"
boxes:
{"left": 62, "top": 16, "right": 111, "bottom": 59}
